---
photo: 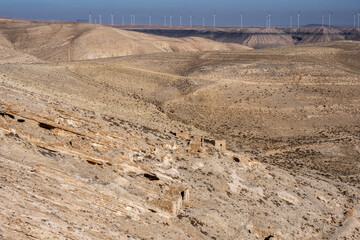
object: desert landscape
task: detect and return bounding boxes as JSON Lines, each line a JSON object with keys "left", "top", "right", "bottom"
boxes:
{"left": 132, "top": 26, "right": 360, "bottom": 49}
{"left": 0, "top": 18, "right": 360, "bottom": 239}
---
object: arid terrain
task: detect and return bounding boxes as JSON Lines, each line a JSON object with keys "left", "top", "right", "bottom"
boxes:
{"left": 132, "top": 26, "right": 360, "bottom": 49}
{"left": 0, "top": 18, "right": 360, "bottom": 239}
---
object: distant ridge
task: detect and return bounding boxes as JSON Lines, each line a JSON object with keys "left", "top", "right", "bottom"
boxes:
{"left": 131, "top": 27, "right": 360, "bottom": 49}
{"left": 302, "top": 24, "right": 324, "bottom": 27}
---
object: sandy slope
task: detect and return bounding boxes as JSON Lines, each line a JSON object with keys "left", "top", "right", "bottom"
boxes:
{"left": 239, "top": 27, "right": 295, "bottom": 48}
{"left": 0, "top": 19, "right": 249, "bottom": 62}
{"left": 288, "top": 27, "right": 345, "bottom": 44}
{"left": 0, "top": 30, "right": 42, "bottom": 63}
{"left": 0, "top": 45, "right": 42, "bottom": 64}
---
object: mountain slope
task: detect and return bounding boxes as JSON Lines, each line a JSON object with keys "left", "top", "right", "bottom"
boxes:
{"left": 133, "top": 27, "right": 360, "bottom": 49}
{"left": 0, "top": 19, "right": 249, "bottom": 62}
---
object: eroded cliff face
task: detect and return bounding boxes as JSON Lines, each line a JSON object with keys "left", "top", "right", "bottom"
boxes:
{"left": 1, "top": 74, "right": 359, "bottom": 240}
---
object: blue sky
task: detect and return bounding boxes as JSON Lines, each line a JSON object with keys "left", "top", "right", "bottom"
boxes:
{"left": 0, "top": 0, "right": 359, "bottom": 26}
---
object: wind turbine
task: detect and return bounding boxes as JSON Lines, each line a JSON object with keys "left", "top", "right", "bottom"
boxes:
{"left": 180, "top": 15, "right": 182, "bottom": 28}
{"left": 149, "top": 14, "right": 152, "bottom": 27}
{"left": 240, "top": 12, "right": 244, "bottom": 28}
{"left": 170, "top": 13, "right": 173, "bottom": 28}
{"left": 190, "top": 15, "right": 193, "bottom": 29}
{"left": 268, "top": 13, "right": 271, "bottom": 28}
{"left": 358, "top": 12, "right": 360, "bottom": 28}
{"left": 213, "top": 13, "right": 216, "bottom": 29}
{"left": 290, "top": 15, "right": 293, "bottom": 28}
{"left": 322, "top": 13, "right": 325, "bottom": 27}
{"left": 130, "top": 15, "right": 135, "bottom": 27}
{"left": 164, "top": 15, "right": 167, "bottom": 27}
{"left": 203, "top": 16, "right": 205, "bottom": 28}
{"left": 266, "top": 15, "right": 268, "bottom": 28}
{"left": 328, "top": 12, "right": 333, "bottom": 28}
{"left": 354, "top": 13, "right": 356, "bottom": 28}
{"left": 99, "top": 15, "right": 102, "bottom": 25}
{"left": 89, "top": 14, "right": 92, "bottom": 23}
{"left": 110, "top": 14, "right": 114, "bottom": 26}
{"left": 297, "top": 11, "right": 301, "bottom": 28}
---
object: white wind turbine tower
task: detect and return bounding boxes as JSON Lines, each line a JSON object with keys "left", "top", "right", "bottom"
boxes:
{"left": 110, "top": 14, "right": 114, "bottom": 26}
{"left": 322, "top": 13, "right": 325, "bottom": 27}
{"left": 190, "top": 15, "right": 193, "bottom": 29}
{"left": 268, "top": 13, "right": 271, "bottom": 28}
{"left": 170, "top": 12, "right": 173, "bottom": 29}
{"left": 180, "top": 15, "right": 182, "bottom": 28}
{"left": 149, "top": 14, "right": 152, "bottom": 27}
{"left": 213, "top": 13, "right": 216, "bottom": 29}
{"left": 297, "top": 11, "right": 301, "bottom": 28}
{"left": 240, "top": 12, "right": 244, "bottom": 27}
{"left": 354, "top": 13, "right": 356, "bottom": 28}
{"left": 130, "top": 15, "right": 135, "bottom": 27}
{"left": 328, "top": 12, "right": 333, "bottom": 28}
{"left": 358, "top": 12, "right": 360, "bottom": 27}
{"left": 266, "top": 15, "right": 268, "bottom": 27}
{"left": 164, "top": 15, "right": 167, "bottom": 27}
{"left": 290, "top": 15, "right": 293, "bottom": 28}
{"left": 99, "top": 15, "right": 102, "bottom": 24}
{"left": 89, "top": 14, "right": 92, "bottom": 23}
{"left": 131, "top": 15, "right": 136, "bottom": 26}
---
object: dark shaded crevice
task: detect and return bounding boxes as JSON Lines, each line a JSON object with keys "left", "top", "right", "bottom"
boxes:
{"left": 181, "top": 191, "right": 185, "bottom": 200}
{"left": 233, "top": 156, "right": 240, "bottom": 163}
{"left": 38, "top": 122, "right": 57, "bottom": 130}
{"left": 86, "top": 159, "right": 103, "bottom": 166}
{"left": 0, "top": 112, "right": 15, "bottom": 119}
{"left": 37, "top": 146, "right": 57, "bottom": 157}
{"left": 292, "top": 36, "right": 303, "bottom": 42}
{"left": 143, "top": 173, "right": 160, "bottom": 181}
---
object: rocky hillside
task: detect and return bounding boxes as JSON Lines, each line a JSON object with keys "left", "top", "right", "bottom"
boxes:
{"left": 0, "top": 18, "right": 360, "bottom": 239}
{"left": 1, "top": 68, "right": 360, "bottom": 239}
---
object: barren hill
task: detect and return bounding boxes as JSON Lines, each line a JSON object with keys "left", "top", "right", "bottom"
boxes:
{"left": 0, "top": 19, "right": 249, "bottom": 62}
{"left": 1, "top": 18, "right": 360, "bottom": 239}
{"left": 133, "top": 27, "right": 295, "bottom": 49}
{"left": 344, "top": 28, "right": 360, "bottom": 41}
{"left": 285, "top": 27, "right": 345, "bottom": 44}
{"left": 133, "top": 26, "right": 360, "bottom": 49}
